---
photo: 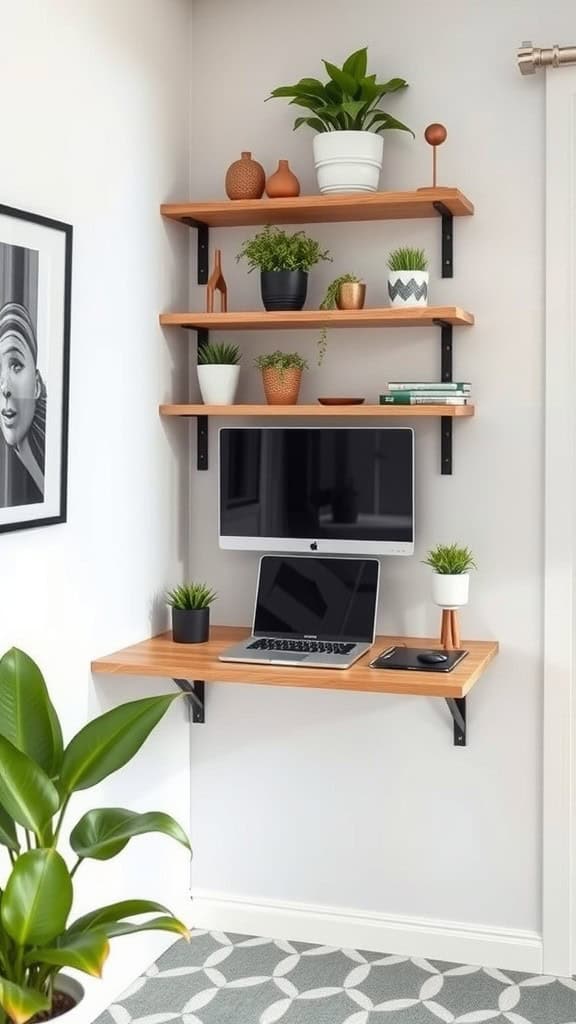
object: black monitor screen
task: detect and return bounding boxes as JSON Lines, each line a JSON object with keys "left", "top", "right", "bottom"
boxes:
{"left": 219, "top": 427, "right": 414, "bottom": 552}
{"left": 254, "top": 556, "right": 379, "bottom": 641}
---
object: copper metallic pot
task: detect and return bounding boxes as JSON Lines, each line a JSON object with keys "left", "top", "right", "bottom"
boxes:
{"left": 336, "top": 282, "right": 366, "bottom": 309}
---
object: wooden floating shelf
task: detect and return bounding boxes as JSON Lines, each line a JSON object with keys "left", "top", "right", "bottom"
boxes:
{"left": 92, "top": 628, "right": 496, "bottom": 700}
{"left": 92, "top": 627, "right": 498, "bottom": 743}
{"left": 160, "top": 403, "right": 475, "bottom": 419}
{"left": 159, "top": 306, "right": 474, "bottom": 332}
{"left": 161, "top": 188, "right": 474, "bottom": 229}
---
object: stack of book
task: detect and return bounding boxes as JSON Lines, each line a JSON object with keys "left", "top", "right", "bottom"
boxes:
{"left": 379, "top": 381, "right": 471, "bottom": 405}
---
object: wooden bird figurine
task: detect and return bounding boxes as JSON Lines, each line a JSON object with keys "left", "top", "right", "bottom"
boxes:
{"left": 206, "top": 249, "right": 228, "bottom": 313}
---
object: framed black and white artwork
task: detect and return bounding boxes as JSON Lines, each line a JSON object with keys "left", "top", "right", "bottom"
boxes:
{"left": 0, "top": 204, "right": 72, "bottom": 533}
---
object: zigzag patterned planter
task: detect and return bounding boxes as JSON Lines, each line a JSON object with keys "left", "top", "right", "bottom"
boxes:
{"left": 387, "top": 270, "right": 429, "bottom": 307}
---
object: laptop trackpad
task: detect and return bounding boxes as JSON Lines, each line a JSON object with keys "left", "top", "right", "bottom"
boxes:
{"left": 271, "top": 652, "right": 310, "bottom": 662}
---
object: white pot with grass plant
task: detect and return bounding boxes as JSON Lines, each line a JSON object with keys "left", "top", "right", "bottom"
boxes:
{"left": 423, "top": 543, "right": 476, "bottom": 609}
{"left": 167, "top": 582, "right": 217, "bottom": 644}
{"left": 267, "top": 47, "right": 413, "bottom": 194}
{"left": 197, "top": 342, "right": 240, "bottom": 405}
{"left": 387, "top": 247, "right": 429, "bottom": 307}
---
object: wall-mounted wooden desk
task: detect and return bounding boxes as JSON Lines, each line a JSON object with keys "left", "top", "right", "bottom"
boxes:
{"left": 92, "top": 627, "right": 498, "bottom": 747}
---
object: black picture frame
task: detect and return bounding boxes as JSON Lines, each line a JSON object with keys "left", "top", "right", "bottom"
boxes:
{"left": 0, "top": 203, "right": 72, "bottom": 534}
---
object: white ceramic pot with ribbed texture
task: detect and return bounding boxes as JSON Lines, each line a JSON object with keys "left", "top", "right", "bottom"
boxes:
{"left": 313, "top": 131, "right": 384, "bottom": 194}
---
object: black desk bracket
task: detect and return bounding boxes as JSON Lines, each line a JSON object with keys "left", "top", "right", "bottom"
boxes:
{"left": 182, "top": 218, "right": 209, "bottom": 285}
{"left": 173, "top": 679, "right": 205, "bottom": 723}
{"left": 445, "top": 697, "right": 466, "bottom": 746}
{"left": 433, "top": 202, "right": 454, "bottom": 278}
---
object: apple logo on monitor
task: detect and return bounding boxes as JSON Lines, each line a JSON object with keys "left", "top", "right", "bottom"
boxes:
{"left": 310, "top": 541, "right": 318, "bottom": 551}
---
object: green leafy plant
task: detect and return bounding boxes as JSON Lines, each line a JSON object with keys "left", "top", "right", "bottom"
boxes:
{"left": 166, "top": 583, "right": 217, "bottom": 610}
{"left": 0, "top": 647, "right": 191, "bottom": 1024}
{"left": 197, "top": 342, "right": 240, "bottom": 365}
{"left": 317, "top": 273, "right": 363, "bottom": 365}
{"left": 267, "top": 46, "right": 413, "bottom": 136}
{"left": 255, "top": 351, "right": 308, "bottom": 374}
{"left": 387, "top": 247, "right": 428, "bottom": 272}
{"left": 237, "top": 226, "right": 332, "bottom": 274}
{"left": 423, "top": 544, "right": 477, "bottom": 575}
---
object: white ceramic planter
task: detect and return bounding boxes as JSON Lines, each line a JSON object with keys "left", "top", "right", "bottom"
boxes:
{"left": 197, "top": 364, "right": 240, "bottom": 405}
{"left": 51, "top": 975, "right": 85, "bottom": 1019}
{"left": 387, "top": 270, "right": 429, "bottom": 307}
{"left": 432, "top": 573, "right": 470, "bottom": 609}
{"left": 313, "top": 130, "right": 384, "bottom": 194}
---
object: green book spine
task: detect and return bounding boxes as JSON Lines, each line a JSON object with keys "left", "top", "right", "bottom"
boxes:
{"left": 380, "top": 394, "right": 468, "bottom": 405}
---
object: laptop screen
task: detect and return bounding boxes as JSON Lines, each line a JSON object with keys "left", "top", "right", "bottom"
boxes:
{"left": 253, "top": 556, "right": 380, "bottom": 642}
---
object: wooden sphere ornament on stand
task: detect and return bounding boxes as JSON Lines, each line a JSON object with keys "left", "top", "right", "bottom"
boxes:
{"left": 418, "top": 122, "right": 453, "bottom": 192}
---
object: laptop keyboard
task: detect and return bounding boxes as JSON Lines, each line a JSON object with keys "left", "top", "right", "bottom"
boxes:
{"left": 247, "top": 638, "right": 356, "bottom": 655}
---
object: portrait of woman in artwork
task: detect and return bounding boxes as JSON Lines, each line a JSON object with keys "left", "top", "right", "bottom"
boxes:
{"left": 0, "top": 240, "right": 46, "bottom": 509}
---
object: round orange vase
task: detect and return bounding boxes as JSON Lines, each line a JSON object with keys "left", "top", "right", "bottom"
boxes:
{"left": 265, "top": 159, "right": 301, "bottom": 198}
{"left": 225, "top": 151, "right": 265, "bottom": 200}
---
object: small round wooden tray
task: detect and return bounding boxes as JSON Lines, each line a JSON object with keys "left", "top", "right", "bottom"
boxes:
{"left": 317, "top": 397, "right": 366, "bottom": 406}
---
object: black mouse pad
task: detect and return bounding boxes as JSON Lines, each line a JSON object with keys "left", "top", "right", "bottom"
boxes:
{"left": 369, "top": 646, "right": 469, "bottom": 673}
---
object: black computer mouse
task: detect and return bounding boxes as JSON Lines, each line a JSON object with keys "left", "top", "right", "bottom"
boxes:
{"left": 417, "top": 651, "right": 449, "bottom": 665}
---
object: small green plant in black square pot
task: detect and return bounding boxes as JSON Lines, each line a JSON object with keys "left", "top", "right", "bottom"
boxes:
{"left": 166, "top": 582, "right": 217, "bottom": 644}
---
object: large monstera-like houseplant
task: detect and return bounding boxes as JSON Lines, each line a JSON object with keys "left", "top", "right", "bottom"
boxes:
{"left": 0, "top": 647, "right": 190, "bottom": 1023}
{"left": 268, "top": 46, "right": 413, "bottom": 194}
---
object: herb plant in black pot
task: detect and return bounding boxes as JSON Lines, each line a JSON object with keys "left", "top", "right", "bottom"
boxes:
{"left": 237, "top": 225, "right": 331, "bottom": 311}
{"left": 167, "top": 582, "right": 217, "bottom": 644}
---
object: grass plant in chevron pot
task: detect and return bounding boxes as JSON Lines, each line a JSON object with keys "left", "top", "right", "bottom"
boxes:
{"left": 167, "top": 582, "right": 217, "bottom": 644}
{"left": 0, "top": 647, "right": 191, "bottom": 1024}
{"left": 255, "top": 351, "right": 308, "bottom": 405}
{"left": 317, "top": 273, "right": 365, "bottom": 364}
{"left": 237, "top": 226, "right": 331, "bottom": 311}
{"left": 267, "top": 46, "right": 413, "bottom": 194}
{"left": 197, "top": 342, "right": 241, "bottom": 405}
{"left": 423, "top": 543, "right": 477, "bottom": 609}
{"left": 387, "top": 247, "right": 429, "bottom": 307}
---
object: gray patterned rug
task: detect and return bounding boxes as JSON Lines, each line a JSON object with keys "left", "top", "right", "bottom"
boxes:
{"left": 96, "top": 931, "right": 576, "bottom": 1024}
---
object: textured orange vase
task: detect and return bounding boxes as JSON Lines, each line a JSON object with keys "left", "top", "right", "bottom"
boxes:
{"left": 265, "top": 159, "right": 301, "bottom": 198}
{"left": 225, "top": 151, "right": 265, "bottom": 200}
{"left": 261, "top": 368, "right": 302, "bottom": 405}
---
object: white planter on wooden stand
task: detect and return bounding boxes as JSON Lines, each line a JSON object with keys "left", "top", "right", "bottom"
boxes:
{"left": 387, "top": 270, "right": 429, "bottom": 307}
{"left": 197, "top": 364, "right": 240, "bottom": 405}
{"left": 313, "top": 131, "right": 384, "bottom": 194}
{"left": 432, "top": 573, "right": 470, "bottom": 609}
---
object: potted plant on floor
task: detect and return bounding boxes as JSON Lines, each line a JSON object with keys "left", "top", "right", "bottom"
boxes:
{"left": 167, "top": 582, "right": 217, "bottom": 644}
{"left": 197, "top": 342, "right": 241, "bottom": 405}
{"left": 267, "top": 46, "right": 413, "bottom": 194}
{"left": 317, "top": 272, "right": 366, "bottom": 363}
{"left": 423, "top": 543, "right": 477, "bottom": 609}
{"left": 236, "top": 226, "right": 331, "bottom": 311}
{"left": 387, "top": 247, "right": 429, "bottom": 307}
{"left": 0, "top": 646, "right": 190, "bottom": 1023}
{"left": 255, "top": 350, "right": 308, "bottom": 405}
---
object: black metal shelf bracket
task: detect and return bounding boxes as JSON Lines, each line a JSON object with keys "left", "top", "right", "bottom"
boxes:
{"left": 433, "top": 202, "right": 454, "bottom": 278}
{"left": 433, "top": 318, "right": 454, "bottom": 475}
{"left": 445, "top": 697, "right": 466, "bottom": 746}
{"left": 173, "top": 679, "right": 205, "bottom": 723}
{"left": 195, "top": 328, "right": 210, "bottom": 470}
{"left": 183, "top": 218, "right": 209, "bottom": 285}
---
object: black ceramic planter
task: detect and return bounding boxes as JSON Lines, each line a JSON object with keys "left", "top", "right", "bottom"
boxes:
{"left": 172, "top": 606, "right": 210, "bottom": 644}
{"left": 260, "top": 270, "right": 308, "bottom": 311}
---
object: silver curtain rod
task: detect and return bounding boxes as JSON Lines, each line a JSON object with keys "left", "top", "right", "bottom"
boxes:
{"left": 518, "top": 42, "right": 576, "bottom": 75}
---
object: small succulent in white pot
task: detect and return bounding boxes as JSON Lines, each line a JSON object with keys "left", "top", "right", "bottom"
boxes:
{"left": 197, "top": 342, "right": 240, "bottom": 405}
{"left": 387, "top": 247, "right": 429, "bottom": 307}
{"left": 423, "top": 543, "right": 477, "bottom": 609}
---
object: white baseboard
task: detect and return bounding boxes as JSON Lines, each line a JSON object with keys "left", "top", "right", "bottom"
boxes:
{"left": 191, "top": 889, "right": 543, "bottom": 974}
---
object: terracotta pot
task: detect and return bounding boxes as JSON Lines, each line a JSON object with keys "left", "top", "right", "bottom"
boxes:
{"left": 265, "top": 159, "right": 300, "bottom": 198}
{"left": 336, "top": 282, "right": 366, "bottom": 309}
{"left": 225, "top": 151, "right": 265, "bottom": 200}
{"left": 261, "top": 367, "right": 302, "bottom": 405}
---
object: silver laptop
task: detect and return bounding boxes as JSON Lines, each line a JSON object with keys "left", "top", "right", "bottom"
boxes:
{"left": 219, "top": 555, "right": 380, "bottom": 669}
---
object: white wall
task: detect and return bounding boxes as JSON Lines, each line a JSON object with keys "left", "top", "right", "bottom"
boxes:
{"left": 0, "top": 1, "right": 192, "bottom": 1019}
{"left": 185, "top": 0, "right": 574, "bottom": 969}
